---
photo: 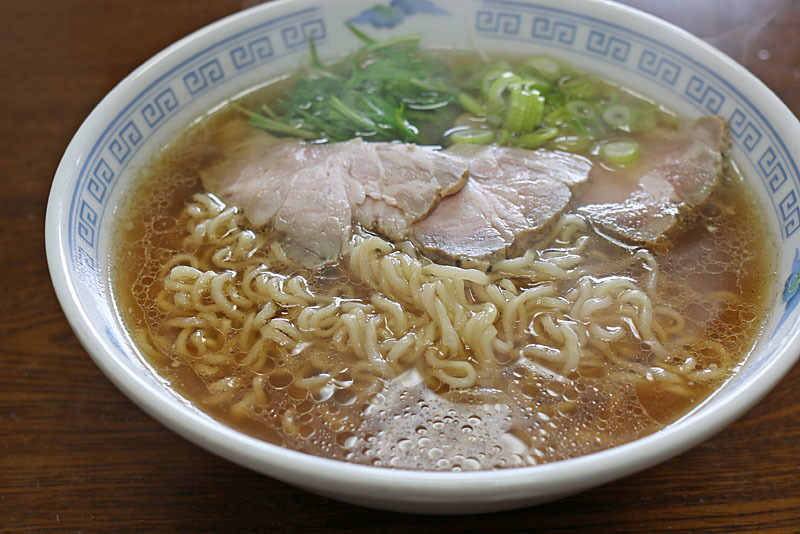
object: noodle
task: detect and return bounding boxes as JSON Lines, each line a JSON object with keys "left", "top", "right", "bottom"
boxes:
{"left": 149, "top": 192, "right": 712, "bottom": 395}
{"left": 112, "top": 65, "right": 772, "bottom": 469}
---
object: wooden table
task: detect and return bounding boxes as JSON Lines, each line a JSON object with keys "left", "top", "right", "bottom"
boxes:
{"left": 2, "top": 0, "right": 798, "bottom": 531}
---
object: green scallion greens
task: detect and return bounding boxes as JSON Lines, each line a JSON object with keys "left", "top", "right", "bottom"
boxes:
{"left": 240, "top": 24, "right": 675, "bottom": 159}
{"left": 242, "top": 24, "right": 458, "bottom": 144}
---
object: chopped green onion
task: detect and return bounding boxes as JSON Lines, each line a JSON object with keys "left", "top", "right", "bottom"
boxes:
{"left": 459, "top": 93, "right": 487, "bottom": 116}
{"left": 246, "top": 115, "right": 319, "bottom": 140}
{"left": 571, "top": 118, "right": 596, "bottom": 138}
{"left": 394, "top": 105, "right": 419, "bottom": 141}
{"left": 360, "top": 33, "right": 422, "bottom": 55}
{"left": 511, "top": 126, "right": 559, "bottom": 149}
{"left": 504, "top": 82, "right": 545, "bottom": 132}
{"left": 242, "top": 25, "right": 458, "bottom": 143}
{"left": 542, "top": 105, "right": 572, "bottom": 127}
{"left": 544, "top": 92, "right": 566, "bottom": 107}
{"left": 259, "top": 102, "right": 279, "bottom": 120}
{"left": 308, "top": 36, "right": 324, "bottom": 70}
{"left": 486, "top": 72, "right": 522, "bottom": 112}
{"left": 232, "top": 103, "right": 318, "bottom": 139}
{"left": 550, "top": 134, "right": 593, "bottom": 153}
{"left": 566, "top": 100, "right": 599, "bottom": 121}
{"left": 448, "top": 128, "right": 495, "bottom": 144}
{"left": 495, "top": 128, "right": 511, "bottom": 145}
{"left": 602, "top": 104, "right": 636, "bottom": 131}
{"left": 511, "top": 72, "right": 552, "bottom": 94}
{"left": 559, "top": 76, "right": 596, "bottom": 99}
{"left": 330, "top": 96, "right": 377, "bottom": 131}
{"left": 346, "top": 23, "right": 376, "bottom": 44}
{"left": 486, "top": 113, "right": 504, "bottom": 127}
{"left": 481, "top": 70, "right": 510, "bottom": 99}
{"left": 600, "top": 140, "right": 641, "bottom": 167}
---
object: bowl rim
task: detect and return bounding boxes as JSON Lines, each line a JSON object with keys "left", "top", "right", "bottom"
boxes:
{"left": 45, "top": 0, "right": 800, "bottom": 505}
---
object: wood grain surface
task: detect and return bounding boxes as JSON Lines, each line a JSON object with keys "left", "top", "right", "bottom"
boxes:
{"left": 1, "top": 0, "right": 798, "bottom": 531}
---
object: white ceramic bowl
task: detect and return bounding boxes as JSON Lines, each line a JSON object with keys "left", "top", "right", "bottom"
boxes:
{"left": 46, "top": 0, "right": 800, "bottom": 514}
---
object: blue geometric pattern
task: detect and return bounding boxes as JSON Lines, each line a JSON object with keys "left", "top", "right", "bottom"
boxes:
{"left": 531, "top": 17, "right": 575, "bottom": 44}
{"left": 779, "top": 189, "right": 800, "bottom": 237}
{"left": 637, "top": 49, "right": 681, "bottom": 85}
{"left": 476, "top": 10, "right": 521, "bottom": 35}
{"left": 141, "top": 88, "right": 179, "bottom": 127}
{"left": 230, "top": 37, "right": 274, "bottom": 70}
{"left": 183, "top": 59, "right": 225, "bottom": 96}
{"left": 108, "top": 121, "right": 142, "bottom": 164}
{"left": 281, "top": 18, "right": 326, "bottom": 48}
{"left": 759, "top": 147, "right": 789, "bottom": 193}
{"left": 586, "top": 30, "right": 630, "bottom": 62}
{"left": 78, "top": 200, "right": 98, "bottom": 248}
{"left": 729, "top": 108, "right": 763, "bottom": 152}
{"left": 684, "top": 75, "right": 725, "bottom": 114}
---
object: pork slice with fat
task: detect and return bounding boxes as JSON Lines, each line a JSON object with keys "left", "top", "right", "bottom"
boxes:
{"left": 200, "top": 124, "right": 470, "bottom": 268}
{"left": 411, "top": 145, "right": 592, "bottom": 265}
{"left": 577, "top": 116, "right": 728, "bottom": 245}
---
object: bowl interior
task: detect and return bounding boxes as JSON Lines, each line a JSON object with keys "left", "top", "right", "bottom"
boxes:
{"left": 47, "top": 0, "right": 800, "bottom": 513}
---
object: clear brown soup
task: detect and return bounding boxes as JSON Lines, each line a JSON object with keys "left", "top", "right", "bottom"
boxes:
{"left": 111, "top": 64, "right": 774, "bottom": 471}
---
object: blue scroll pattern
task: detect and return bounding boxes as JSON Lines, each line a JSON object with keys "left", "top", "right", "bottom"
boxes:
{"left": 282, "top": 18, "right": 326, "bottom": 48}
{"left": 141, "top": 88, "right": 179, "bottom": 127}
{"left": 586, "top": 30, "right": 630, "bottom": 62}
{"left": 531, "top": 17, "right": 575, "bottom": 44}
{"left": 476, "top": 10, "right": 521, "bottom": 35}
{"left": 684, "top": 75, "right": 725, "bottom": 114}
{"left": 230, "top": 37, "right": 274, "bottom": 70}
{"left": 108, "top": 121, "right": 142, "bottom": 164}
{"left": 183, "top": 59, "right": 225, "bottom": 96}
{"left": 637, "top": 49, "right": 681, "bottom": 85}
{"left": 729, "top": 108, "right": 763, "bottom": 152}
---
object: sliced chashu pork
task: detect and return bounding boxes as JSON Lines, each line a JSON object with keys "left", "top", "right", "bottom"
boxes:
{"left": 577, "top": 116, "right": 728, "bottom": 245}
{"left": 411, "top": 144, "right": 592, "bottom": 265}
{"left": 200, "top": 122, "right": 469, "bottom": 268}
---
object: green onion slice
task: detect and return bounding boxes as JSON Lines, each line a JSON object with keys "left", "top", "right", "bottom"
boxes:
{"left": 511, "top": 127, "right": 559, "bottom": 149}
{"left": 486, "top": 72, "right": 522, "bottom": 112}
{"left": 458, "top": 93, "right": 487, "bottom": 116}
{"left": 495, "top": 128, "right": 511, "bottom": 146}
{"left": 559, "top": 76, "right": 596, "bottom": 98}
{"left": 504, "top": 82, "right": 545, "bottom": 133}
{"left": 448, "top": 128, "right": 495, "bottom": 145}
{"left": 602, "top": 104, "right": 636, "bottom": 130}
{"left": 542, "top": 105, "right": 572, "bottom": 127}
{"left": 566, "top": 100, "right": 599, "bottom": 121}
{"left": 600, "top": 140, "right": 641, "bottom": 167}
{"left": 550, "top": 134, "right": 593, "bottom": 153}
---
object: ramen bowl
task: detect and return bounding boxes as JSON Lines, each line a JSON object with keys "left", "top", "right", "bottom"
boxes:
{"left": 45, "top": 0, "right": 800, "bottom": 514}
